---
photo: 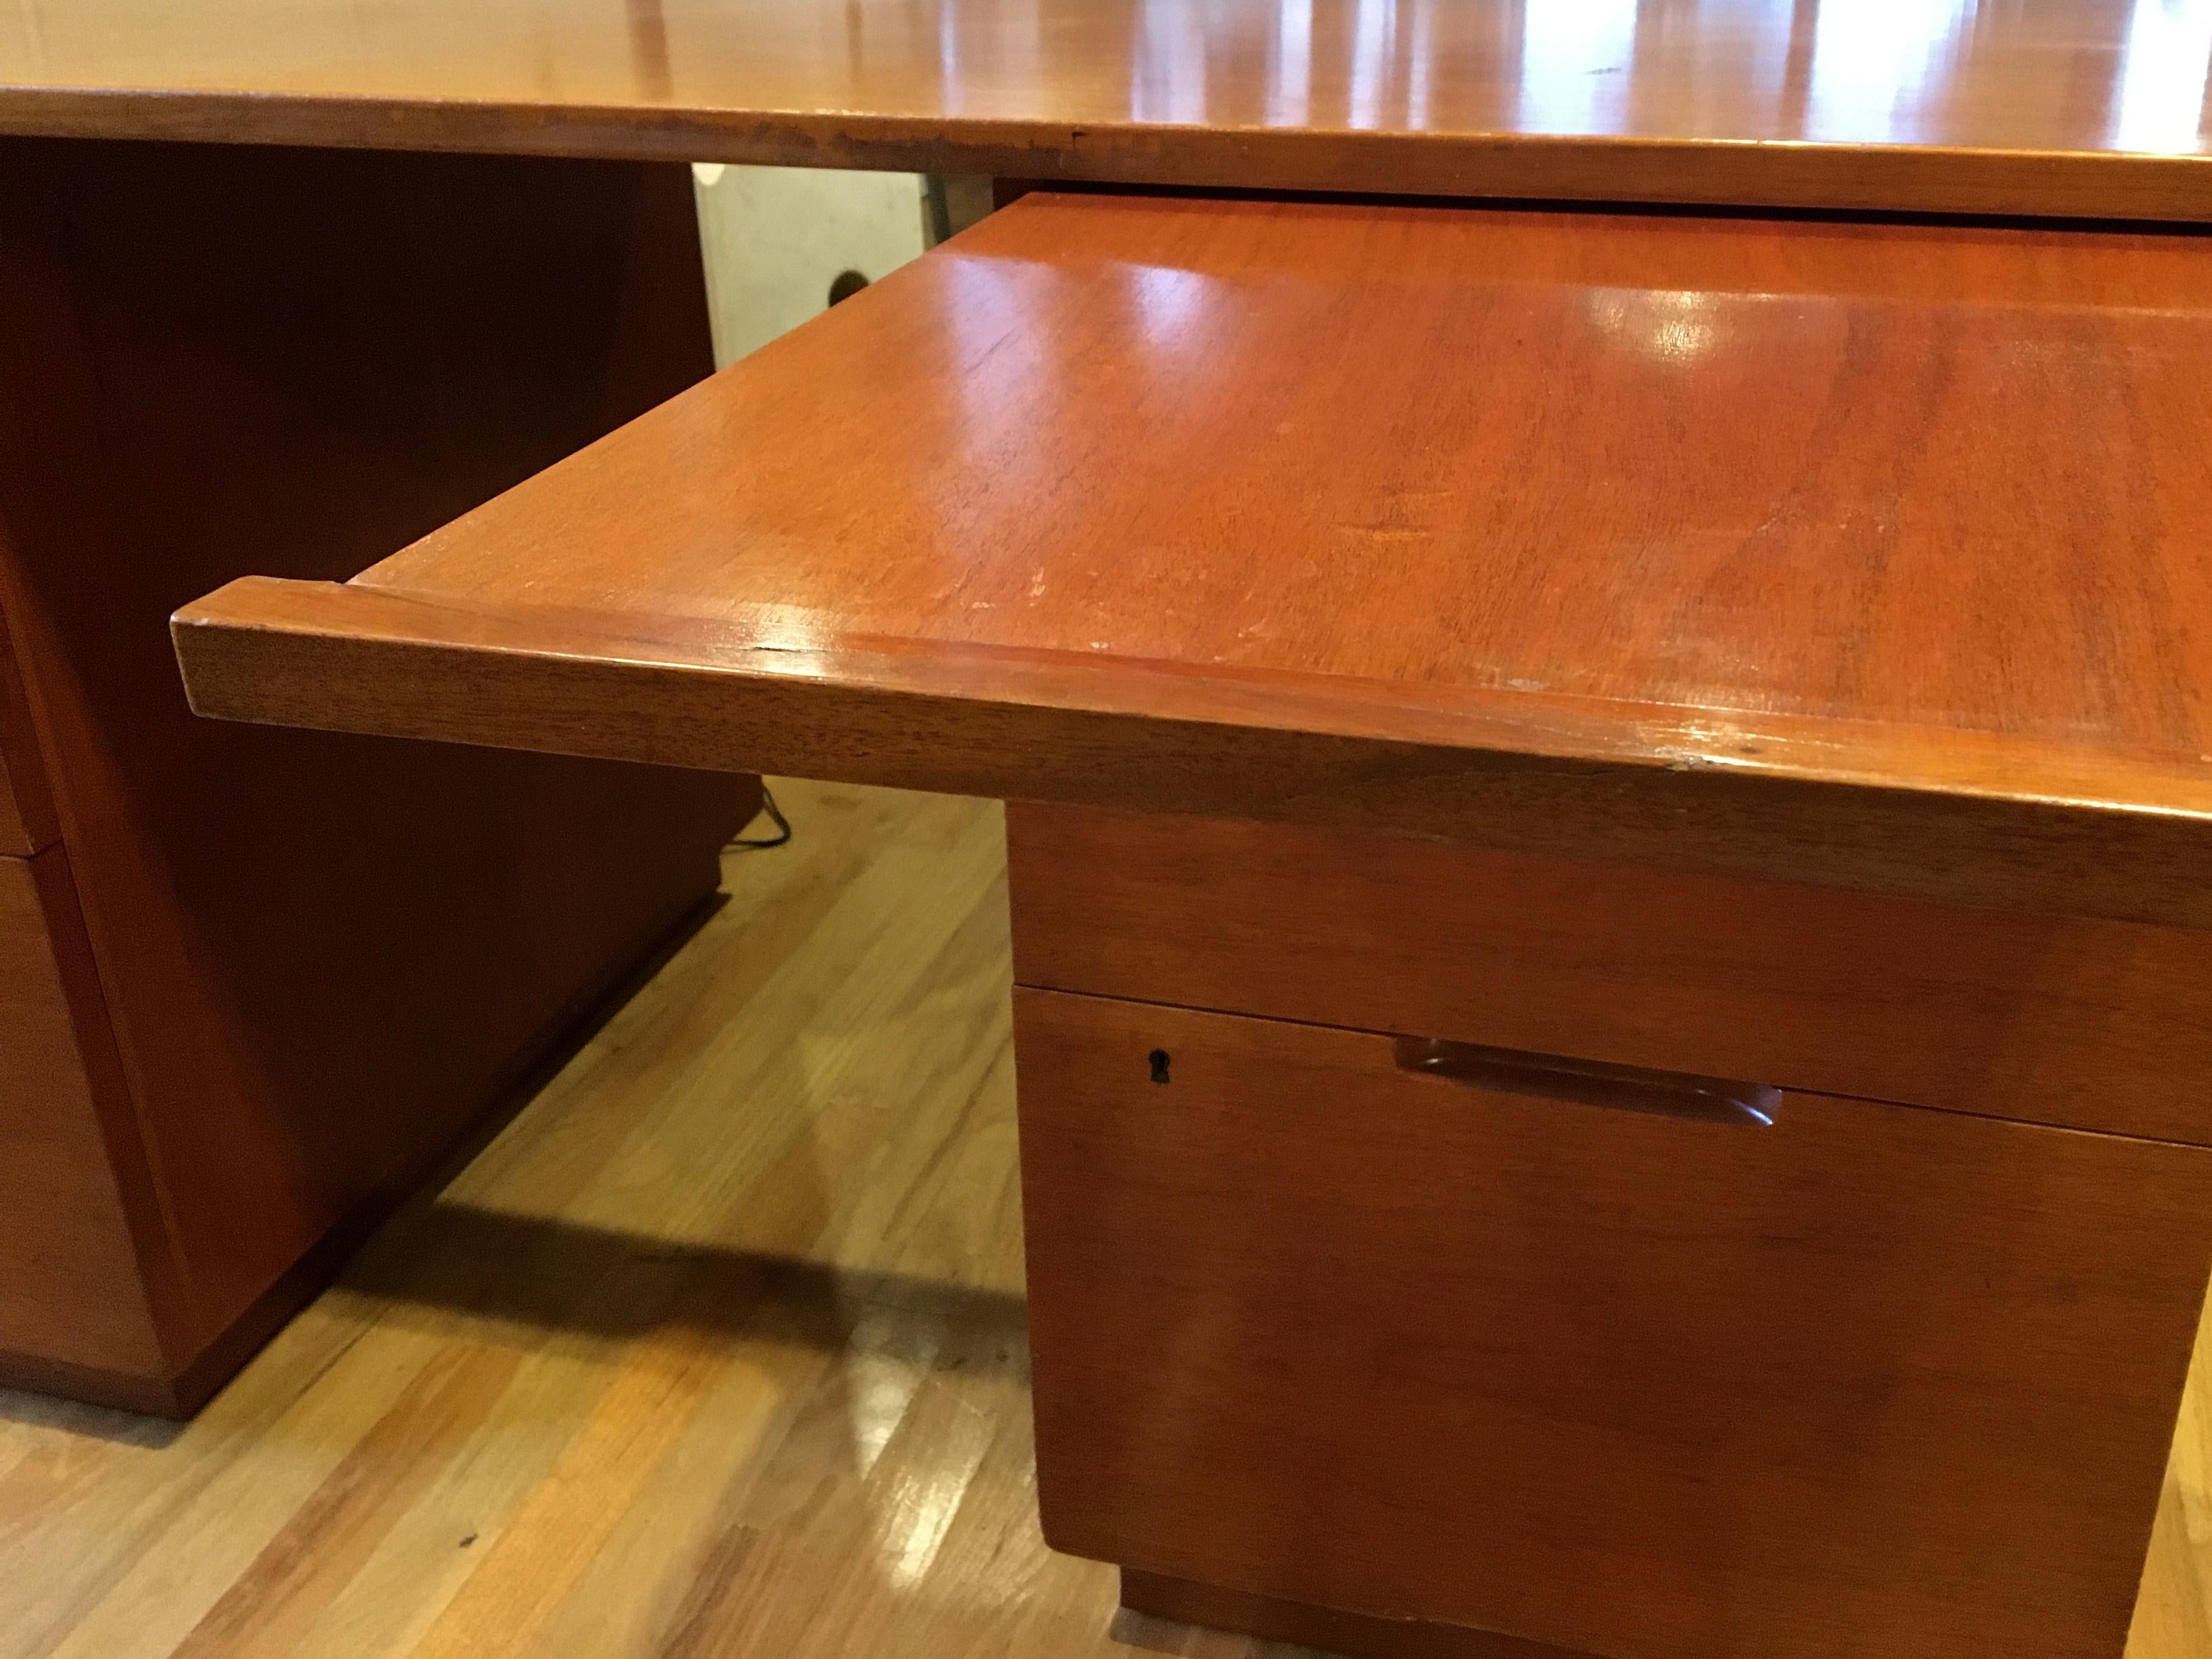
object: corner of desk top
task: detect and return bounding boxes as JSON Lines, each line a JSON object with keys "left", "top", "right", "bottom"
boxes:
{"left": 170, "top": 575, "right": 369, "bottom": 721}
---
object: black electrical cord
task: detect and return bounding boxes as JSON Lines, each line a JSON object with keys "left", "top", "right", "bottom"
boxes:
{"left": 728, "top": 781, "right": 792, "bottom": 851}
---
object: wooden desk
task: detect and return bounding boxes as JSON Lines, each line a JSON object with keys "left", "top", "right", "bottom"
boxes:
{"left": 10, "top": 0, "right": 2210, "bottom": 1650}
{"left": 176, "top": 189, "right": 2212, "bottom": 1659}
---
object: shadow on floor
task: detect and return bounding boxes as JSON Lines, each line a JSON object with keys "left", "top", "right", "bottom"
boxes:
{"left": 338, "top": 1199, "right": 1030, "bottom": 1368}
{"left": 0, "top": 1385, "right": 188, "bottom": 1448}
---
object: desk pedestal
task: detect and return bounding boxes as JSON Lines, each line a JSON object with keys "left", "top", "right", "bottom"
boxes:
{"left": 1009, "top": 803, "right": 2212, "bottom": 1659}
{"left": 0, "top": 138, "right": 755, "bottom": 1412}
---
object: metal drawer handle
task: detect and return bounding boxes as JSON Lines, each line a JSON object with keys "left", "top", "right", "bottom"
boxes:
{"left": 1393, "top": 1037, "right": 1777, "bottom": 1127}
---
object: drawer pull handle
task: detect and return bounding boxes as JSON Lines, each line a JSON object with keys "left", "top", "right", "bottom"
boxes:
{"left": 1393, "top": 1037, "right": 1777, "bottom": 1127}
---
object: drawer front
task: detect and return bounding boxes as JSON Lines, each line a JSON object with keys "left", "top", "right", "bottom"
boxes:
{"left": 1015, "top": 987, "right": 2212, "bottom": 1659}
{"left": 0, "top": 850, "right": 165, "bottom": 1377}
{"left": 1006, "top": 803, "right": 2212, "bottom": 1144}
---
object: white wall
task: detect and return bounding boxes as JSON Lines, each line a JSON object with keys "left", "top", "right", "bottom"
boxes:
{"left": 690, "top": 164, "right": 931, "bottom": 370}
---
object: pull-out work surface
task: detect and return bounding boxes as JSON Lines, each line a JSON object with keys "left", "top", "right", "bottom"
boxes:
{"left": 177, "top": 191, "right": 2212, "bottom": 928}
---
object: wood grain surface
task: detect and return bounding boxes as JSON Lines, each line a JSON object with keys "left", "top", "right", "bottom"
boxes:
{"left": 5, "top": 783, "right": 2205, "bottom": 1659}
{"left": 1, "top": 137, "right": 751, "bottom": 1408}
{"left": 1017, "top": 986, "right": 2212, "bottom": 1659}
{"left": 3, "top": 0, "right": 2210, "bottom": 219}
{"left": 1007, "top": 803, "right": 2212, "bottom": 1146}
{"left": 179, "top": 191, "right": 2212, "bottom": 928}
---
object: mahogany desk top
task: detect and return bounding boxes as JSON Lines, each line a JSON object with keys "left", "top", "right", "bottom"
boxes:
{"left": 5, "top": 0, "right": 2211, "bottom": 221}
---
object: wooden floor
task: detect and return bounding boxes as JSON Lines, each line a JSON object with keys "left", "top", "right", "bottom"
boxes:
{"left": 1, "top": 778, "right": 2207, "bottom": 1659}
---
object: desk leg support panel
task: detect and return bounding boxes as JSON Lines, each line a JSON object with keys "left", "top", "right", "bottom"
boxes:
{"left": 0, "top": 136, "right": 756, "bottom": 1412}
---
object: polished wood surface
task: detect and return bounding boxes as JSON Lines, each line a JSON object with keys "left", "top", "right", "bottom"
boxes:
{"left": 1015, "top": 984, "right": 2212, "bottom": 1659}
{"left": 4, "top": 0, "right": 2211, "bottom": 218}
{"left": 1, "top": 781, "right": 2208, "bottom": 1659}
{"left": 0, "top": 848, "right": 167, "bottom": 1384}
{"left": 180, "top": 191, "right": 2212, "bottom": 929}
{"left": 0, "top": 137, "right": 751, "bottom": 1411}
{"left": 1008, "top": 803, "right": 2212, "bottom": 1146}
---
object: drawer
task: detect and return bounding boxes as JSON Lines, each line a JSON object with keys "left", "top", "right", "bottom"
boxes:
{"left": 1015, "top": 987, "right": 2212, "bottom": 1659}
{"left": 1006, "top": 802, "right": 2212, "bottom": 1145}
{"left": 0, "top": 849, "right": 165, "bottom": 1377}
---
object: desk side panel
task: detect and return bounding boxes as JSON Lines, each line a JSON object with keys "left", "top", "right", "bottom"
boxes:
{"left": 0, "top": 137, "right": 753, "bottom": 1402}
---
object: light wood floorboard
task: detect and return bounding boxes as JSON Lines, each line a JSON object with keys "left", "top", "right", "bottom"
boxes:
{"left": 0, "top": 778, "right": 2206, "bottom": 1658}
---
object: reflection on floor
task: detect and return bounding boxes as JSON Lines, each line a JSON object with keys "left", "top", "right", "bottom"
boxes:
{"left": 0, "top": 779, "right": 2207, "bottom": 1659}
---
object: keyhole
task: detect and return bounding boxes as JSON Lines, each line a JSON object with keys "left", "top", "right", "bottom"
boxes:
{"left": 1148, "top": 1049, "right": 1172, "bottom": 1085}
